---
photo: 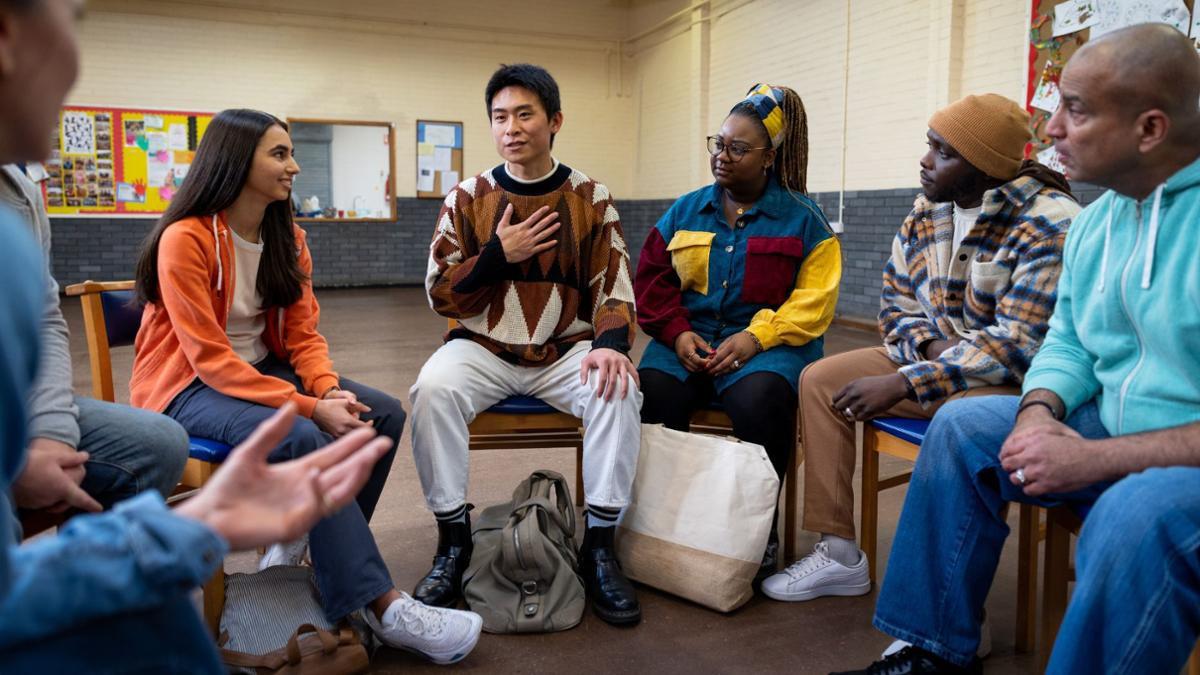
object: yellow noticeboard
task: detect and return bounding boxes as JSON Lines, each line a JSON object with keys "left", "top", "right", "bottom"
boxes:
{"left": 44, "top": 105, "right": 214, "bottom": 216}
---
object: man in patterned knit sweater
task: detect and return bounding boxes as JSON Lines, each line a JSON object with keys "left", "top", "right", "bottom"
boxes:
{"left": 410, "top": 64, "right": 642, "bottom": 625}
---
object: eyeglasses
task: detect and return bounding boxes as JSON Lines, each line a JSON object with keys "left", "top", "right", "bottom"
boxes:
{"left": 706, "top": 136, "right": 769, "bottom": 161}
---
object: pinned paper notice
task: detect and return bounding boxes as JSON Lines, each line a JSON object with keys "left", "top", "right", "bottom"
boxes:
{"left": 146, "top": 132, "right": 168, "bottom": 154}
{"left": 440, "top": 171, "right": 459, "bottom": 195}
{"left": 1053, "top": 0, "right": 1100, "bottom": 37}
{"left": 418, "top": 142, "right": 435, "bottom": 156}
{"left": 424, "top": 124, "right": 456, "bottom": 147}
{"left": 144, "top": 115, "right": 164, "bottom": 130}
{"left": 1037, "top": 145, "right": 1068, "bottom": 175}
{"left": 168, "top": 124, "right": 188, "bottom": 150}
{"left": 417, "top": 167, "right": 435, "bottom": 192}
{"left": 1030, "top": 77, "right": 1062, "bottom": 113}
{"left": 147, "top": 156, "right": 170, "bottom": 187}
{"left": 433, "top": 146, "right": 452, "bottom": 172}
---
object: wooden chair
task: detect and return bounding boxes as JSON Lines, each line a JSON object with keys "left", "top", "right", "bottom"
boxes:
{"left": 64, "top": 280, "right": 231, "bottom": 636}
{"left": 1040, "top": 507, "right": 1200, "bottom": 673}
{"left": 858, "top": 417, "right": 1040, "bottom": 653}
{"left": 467, "top": 394, "right": 586, "bottom": 505}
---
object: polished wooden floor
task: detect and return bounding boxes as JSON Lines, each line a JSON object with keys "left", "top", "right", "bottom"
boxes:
{"left": 64, "top": 286, "right": 1038, "bottom": 674}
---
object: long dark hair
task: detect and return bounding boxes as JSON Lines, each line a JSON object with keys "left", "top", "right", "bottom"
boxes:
{"left": 135, "top": 108, "right": 305, "bottom": 307}
{"left": 729, "top": 85, "right": 810, "bottom": 195}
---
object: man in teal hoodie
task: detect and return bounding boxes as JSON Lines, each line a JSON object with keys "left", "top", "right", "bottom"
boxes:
{"left": 833, "top": 23, "right": 1200, "bottom": 675}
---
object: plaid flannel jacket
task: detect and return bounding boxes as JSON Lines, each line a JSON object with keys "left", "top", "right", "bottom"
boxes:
{"left": 879, "top": 174, "right": 1079, "bottom": 405}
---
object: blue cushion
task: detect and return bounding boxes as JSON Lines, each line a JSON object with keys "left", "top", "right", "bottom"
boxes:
{"left": 868, "top": 417, "right": 929, "bottom": 446}
{"left": 100, "top": 289, "right": 142, "bottom": 348}
{"left": 189, "top": 436, "right": 233, "bottom": 463}
{"left": 486, "top": 395, "right": 559, "bottom": 415}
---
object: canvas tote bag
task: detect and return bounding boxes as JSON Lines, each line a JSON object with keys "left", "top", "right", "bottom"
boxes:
{"left": 616, "top": 424, "right": 779, "bottom": 612}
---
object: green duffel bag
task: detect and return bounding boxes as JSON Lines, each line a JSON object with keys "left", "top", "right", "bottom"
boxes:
{"left": 462, "top": 469, "right": 585, "bottom": 633}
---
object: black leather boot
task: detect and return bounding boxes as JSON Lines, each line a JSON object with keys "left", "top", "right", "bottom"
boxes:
{"left": 413, "top": 510, "right": 472, "bottom": 608}
{"left": 754, "top": 526, "right": 780, "bottom": 588}
{"left": 579, "top": 525, "right": 641, "bottom": 626}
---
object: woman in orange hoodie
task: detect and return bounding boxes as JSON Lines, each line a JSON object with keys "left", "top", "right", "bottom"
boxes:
{"left": 131, "top": 109, "right": 482, "bottom": 663}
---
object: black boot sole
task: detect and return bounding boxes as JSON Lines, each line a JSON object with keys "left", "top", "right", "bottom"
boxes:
{"left": 592, "top": 603, "right": 642, "bottom": 626}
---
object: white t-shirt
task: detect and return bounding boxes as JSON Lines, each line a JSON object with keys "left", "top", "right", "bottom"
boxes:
{"left": 226, "top": 229, "right": 268, "bottom": 364}
{"left": 952, "top": 203, "right": 982, "bottom": 255}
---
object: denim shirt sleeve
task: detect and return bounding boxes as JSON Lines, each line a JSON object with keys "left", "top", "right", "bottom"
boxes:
{"left": 0, "top": 491, "right": 228, "bottom": 649}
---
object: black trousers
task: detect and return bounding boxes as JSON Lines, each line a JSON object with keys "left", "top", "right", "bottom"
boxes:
{"left": 638, "top": 368, "right": 798, "bottom": 482}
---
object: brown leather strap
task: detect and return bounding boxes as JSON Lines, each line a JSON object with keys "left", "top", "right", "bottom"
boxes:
{"left": 285, "top": 624, "right": 338, "bottom": 663}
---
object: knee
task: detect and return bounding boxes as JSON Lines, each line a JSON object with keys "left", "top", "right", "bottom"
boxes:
{"left": 283, "top": 417, "right": 329, "bottom": 456}
{"left": 143, "top": 414, "right": 190, "bottom": 475}
{"left": 366, "top": 393, "right": 406, "bottom": 443}
{"left": 1080, "top": 470, "right": 1196, "bottom": 560}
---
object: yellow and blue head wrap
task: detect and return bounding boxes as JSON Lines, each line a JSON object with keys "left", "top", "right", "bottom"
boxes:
{"left": 737, "top": 83, "right": 787, "bottom": 149}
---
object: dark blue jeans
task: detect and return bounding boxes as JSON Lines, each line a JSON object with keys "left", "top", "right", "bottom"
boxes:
{"left": 165, "top": 355, "right": 404, "bottom": 621}
{"left": 873, "top": 395, "right": 1200, "bottom": 674}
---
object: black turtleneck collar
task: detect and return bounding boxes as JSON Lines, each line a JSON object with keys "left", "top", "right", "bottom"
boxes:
{"left": 491, "top": 162, "right": 573, "bottom": 197}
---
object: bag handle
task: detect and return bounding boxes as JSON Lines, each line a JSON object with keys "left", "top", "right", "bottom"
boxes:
{"left": 513, "top": 471, "right": 576, "bottom": 537}
{"left": 285, "top": 623, "right": 339, "bottom": 664}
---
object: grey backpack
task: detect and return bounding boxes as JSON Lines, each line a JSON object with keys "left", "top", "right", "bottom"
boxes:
{"left": 462, "top": 470, "right": 585, "bottom": 633}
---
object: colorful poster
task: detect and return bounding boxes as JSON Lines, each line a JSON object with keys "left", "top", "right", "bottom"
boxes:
{"left": 44, "top": 106, "right": 213, "bottom": 216}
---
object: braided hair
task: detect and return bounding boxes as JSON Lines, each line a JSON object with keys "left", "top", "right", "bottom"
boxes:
{"left": 730, "top": 85, "right": 809, "bottom": 195}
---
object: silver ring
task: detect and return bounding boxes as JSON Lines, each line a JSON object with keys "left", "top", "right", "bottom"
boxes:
{"left": 1015, "top": 468, "right": 1027, "bottom": 485}
{"left": 733, "top": 359, "right": 741, "bottom": 369}
{"left": 843, "top": 406, "right": 854, "bottom": 418}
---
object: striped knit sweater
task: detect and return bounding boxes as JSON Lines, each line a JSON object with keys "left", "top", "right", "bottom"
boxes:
{"left": 880, "top": 165, "right": 1079, "bottom": 405}
{"left": 426, "top": 162, "right": 636, "bottom": 366}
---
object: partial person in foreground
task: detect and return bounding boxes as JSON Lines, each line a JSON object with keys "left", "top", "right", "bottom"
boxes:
{"left": 765, "top": 93, "right": 1078, "bottom": 604}
{"left": 833, "top": 23, "right": 1200, "bottom": 675}
{"left": 412, "top": 63, "right": 643, "bottom": 625}
{"left": 634, "top": 83, "right": 840, "bottom": 584}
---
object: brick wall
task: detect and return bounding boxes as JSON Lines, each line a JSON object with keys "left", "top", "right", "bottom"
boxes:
{"left": 49, "top": 182, "right": 1108, "bottom": 320}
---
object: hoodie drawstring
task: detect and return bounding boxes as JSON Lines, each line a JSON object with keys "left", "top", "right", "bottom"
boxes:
{"left": 1141, "top": 183, "right": 1164, "bottom": 290}
{"left": 1098, "top": 208, "right": 1112, "bottom": 293}
{"left": 211, "top": 214, "right": 223, "bottom": 292}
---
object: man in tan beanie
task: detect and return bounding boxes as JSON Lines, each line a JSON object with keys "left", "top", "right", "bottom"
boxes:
{"left": 762, "top": 93, "right": 1079, "bottom": 605}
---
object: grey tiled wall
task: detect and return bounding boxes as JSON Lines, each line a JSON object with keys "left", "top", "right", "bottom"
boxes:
{"left": 47, "top": 183, "right": 1107, "bottom": 321}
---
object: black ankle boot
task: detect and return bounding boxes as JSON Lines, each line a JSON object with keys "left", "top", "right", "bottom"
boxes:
{"left": 754, "top": 527, "right": 780, "bottom": 588}
{"left": 579, "top": 525, "right": 641, "bottom": 626}
{"left": 413, "top": 510, "right": 473, "bottom": 608}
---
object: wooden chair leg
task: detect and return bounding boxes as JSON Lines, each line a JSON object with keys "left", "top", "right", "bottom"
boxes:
{"left": 1040, "top": 512, "right": 1072, "bottom": 671}
{"left": 1015, "top": 503, "right": 1040, "bottom": 653}
{"left": 784, "top": 444, "right": 799, "bottom": 561}
{"left": 574, "top": 442, "right": 584, "bottom": 507}
{"left": 858, "top": 422, "right": 880, "bottom": 586}
{"left": 1188, "top": 640, "right": 1200, "bottom": 675}
{"left": 203, "top": 568, "right": 225, "bottom": 638}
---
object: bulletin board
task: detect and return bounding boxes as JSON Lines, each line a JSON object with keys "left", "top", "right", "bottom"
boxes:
{"left": 416, "top": 120, "right": 464, "bottom": 199}
{"left": 42, "top": 105, "right": 214, "bottom": 217}
{"left": 1026, "top": 0, "right": 1197, "bottom": 170}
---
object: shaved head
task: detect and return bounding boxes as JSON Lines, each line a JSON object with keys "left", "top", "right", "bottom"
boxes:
{"left": 1073, "top": 23, "right": 1200, "bottom": 123}
{"left": 1047, "top": 23, "right": 1200, "bottom": 196}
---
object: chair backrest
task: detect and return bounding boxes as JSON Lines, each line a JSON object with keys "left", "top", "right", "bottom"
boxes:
{"left": 64, "top": 280, "right": 138, "bottom": 403}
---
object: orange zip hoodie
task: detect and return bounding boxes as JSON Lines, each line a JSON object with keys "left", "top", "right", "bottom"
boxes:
{"left": 130, "top": 213, "right": 338, "bottom": 418}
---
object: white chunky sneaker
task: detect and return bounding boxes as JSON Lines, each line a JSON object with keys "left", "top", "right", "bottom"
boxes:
{"left": 258, "top": 535, "right": 309, "bottom": 571}
{"left": 364, "top": 593, "right": 483, "bottom": 665}
{"left": 761, "top": 541, "right": 871, "bottom": 602}
{"left": 881, "top": 609, "right": 993, "bottom": 659}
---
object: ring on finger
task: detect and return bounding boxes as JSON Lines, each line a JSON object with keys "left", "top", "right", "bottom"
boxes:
{"left": 733, "top": 359, "right": 741, "bottom": 369}
{"left": 843, "top": 406, "right": 854, "bottom": 418}
{"left": 1014, "top": 467, "right": 1027, "bottom": 485}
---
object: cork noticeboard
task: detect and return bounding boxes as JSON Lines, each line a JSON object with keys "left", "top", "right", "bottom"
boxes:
{"left": 1026, "top": 0, "right": 1197, "bottom": 167}
{"left": 416, "top": 120, "right": 464, "bottom": 199}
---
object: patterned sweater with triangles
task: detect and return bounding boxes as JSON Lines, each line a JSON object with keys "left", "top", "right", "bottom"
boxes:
{"left": 426, "top": 162, "right": 636, "bottom": 366}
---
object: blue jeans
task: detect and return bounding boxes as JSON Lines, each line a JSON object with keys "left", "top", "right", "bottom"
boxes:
{"left": 165, "top": 355, "right": 404, "bottom": 621}
{"left": 77, "top": 397, "right": 190, "bottom": 508}
{"left": 873, "top": 396, "right": 1112, "bottom": 665}
{"left": 3, "top": 593, "right": 222, "bottom": 674}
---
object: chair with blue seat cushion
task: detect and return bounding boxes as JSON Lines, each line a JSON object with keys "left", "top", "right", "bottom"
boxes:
{"left": 467, "top": 394, "right": 585, "bottom": 505}
{"left": 857, "top": 416, "right": 1041, "bottom": 653}
{"left": 65, "top": 280, "right": 230, "bottom": 635}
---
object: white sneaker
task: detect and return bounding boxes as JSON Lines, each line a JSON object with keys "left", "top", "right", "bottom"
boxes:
{"left": 258, "top": 535, "right": 309, "bottom": 571}
{"left": 761, "top": 541, "right": 871, "bottom": 602}
{"left": 364, "top": 592, "right": 483, "bottom": 665}
{"left": 881, "top": 609, "right": 992, "bottom": 659}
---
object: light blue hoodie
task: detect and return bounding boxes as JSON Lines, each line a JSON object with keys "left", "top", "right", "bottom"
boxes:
{"left": 1023, "top": 154, "right": 1200, "bottom": 436}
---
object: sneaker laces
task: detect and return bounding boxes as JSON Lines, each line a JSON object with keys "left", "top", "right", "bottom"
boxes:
{"left": 782, "top": 541, "right": 835, "bottom": 580}
{"left": 393, "top": 594, "right": 448, "bottom": 639}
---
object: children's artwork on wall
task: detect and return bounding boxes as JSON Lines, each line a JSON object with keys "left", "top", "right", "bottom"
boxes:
{"left": 1026, "top": 0, "right": 1194, "bottom": 166}
{"left": 44, "top": 105, "right": 213, "bottom": 216}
